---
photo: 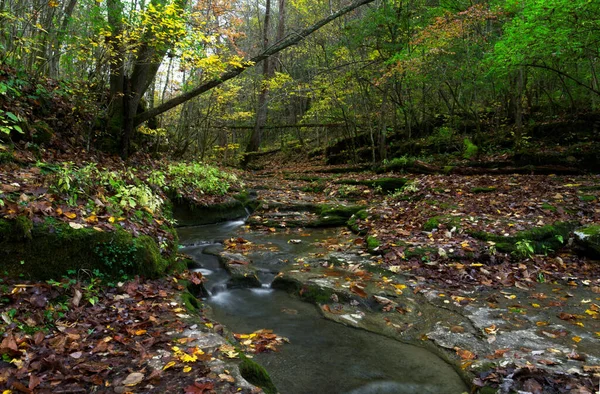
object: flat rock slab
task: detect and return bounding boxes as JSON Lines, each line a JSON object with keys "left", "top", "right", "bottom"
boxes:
{"left": 272, "top": 251, "right": 600, "bottom": 385}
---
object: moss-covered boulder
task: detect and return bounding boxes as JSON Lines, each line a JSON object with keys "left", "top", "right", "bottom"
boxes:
{"left": 218, "top": 252, "right": 261, "bottom": 288}
{"left": 347, "top": 209, "right": 369, "bottom": 235}
{"left": 172, "top": 197, "right": 248, "bottom": 226}
{"left": 574, "top": 224, "right": 600, "bottom": 259}
{"left": 238, "top": 354, "right": 277, "bottom": 394}
{"left": 0, "top": 218, "right": 172, "bottom": 279}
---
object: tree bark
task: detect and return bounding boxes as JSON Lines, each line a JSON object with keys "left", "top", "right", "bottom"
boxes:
{"left": 247, "top": 0, "right": 272, "bottom": 154}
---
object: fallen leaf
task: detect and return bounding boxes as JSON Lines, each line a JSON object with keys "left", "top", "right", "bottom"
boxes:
{"left": 121, "top": 372, "right": 144, "bottom": 387}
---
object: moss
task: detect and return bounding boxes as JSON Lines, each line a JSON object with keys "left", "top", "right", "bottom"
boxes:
{"left": 423, "top": 215, "right": 460, "bottom": 231}
{"left": 470, "top": 222, "right": 577, "bottom": 256}
{"left": 319, "top": 204, "right": 364, "bottom": 218}
{"left": 372, "top": 178, "right": 409, "bottom": 192}
{"left": 405, "top": 247, "right": 436, "bottom": 259}
{"left": 471, "top": 187, "right": 496, "bottom": 194}
{"left": 442, "top": 166, "right": 454, "bottom": 174}
{"left": 463, "top": 138, "right": 478, "bottom": 159}
{"left": 14, "top": 216, "right": 33, "bottom": 240}
{"left": 366, "top": 236, "right": 381, "bottom": 253}
{"left": 336, "top": 177, "right": 408, "bottom": 193}
{"left": 541, "top": 203, "right": 557, "bottom": 212}
{"left": 579, "top": 185, "right": 600, "bottom": 191}
{"left": 238, "top": 354, "right": 277, "bottom": 394}
{"left": 0, "top": 151, "right": 14, "bottom": 164}
{"left": 347, "top": 209, "right": 369, "bottom": 235}
{"left": 578, "top": 195, "right": 597, "bottom": 202}
{"left": 0, "top": 218, "right": 171, "bottom": 279}
{"left": 423, "top": 217, "right": 440, "bottom": 231}
{"left": 578, "top": 224, "right": 600, "bottom": 236}
{"left": 180, "top": 291, "right": 200, "bottom": 312}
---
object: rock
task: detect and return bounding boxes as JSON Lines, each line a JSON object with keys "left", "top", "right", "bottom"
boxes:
{"left": 574, "top": 224, "right": 600, "bottom": 258}
{"left": 218, "top": 252, "right": 261, "bottom": 288}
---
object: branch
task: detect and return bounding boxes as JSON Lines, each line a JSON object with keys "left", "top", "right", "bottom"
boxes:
{"left": 522, "top": 62, "right": 600, "bottom": 96}
{"left": 134, "top": 0, "right": 375, "bottom": 126}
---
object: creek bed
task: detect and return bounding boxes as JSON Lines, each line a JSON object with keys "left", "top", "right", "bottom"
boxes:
{"left": 178, "top": 221, "right": 468, "bottom": 394}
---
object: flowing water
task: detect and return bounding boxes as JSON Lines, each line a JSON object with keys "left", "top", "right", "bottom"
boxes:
{"left": 178, "top": 221, "right": 468, "bottom": 394}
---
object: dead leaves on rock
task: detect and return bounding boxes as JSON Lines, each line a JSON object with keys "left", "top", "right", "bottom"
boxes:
{"left": 233, "top": 329, "right": 288, "bottom": 354}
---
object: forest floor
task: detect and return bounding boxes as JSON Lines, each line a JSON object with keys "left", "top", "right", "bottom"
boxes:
{"left": 0, "top": 144, "right": 599, "bottom": 393}
{"left": 238, "top": 152, "right": 600, "bottom": 394}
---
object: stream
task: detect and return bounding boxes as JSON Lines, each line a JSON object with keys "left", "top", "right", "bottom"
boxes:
{"left": 178, "top": 220, "right": 468, "bottom": 394}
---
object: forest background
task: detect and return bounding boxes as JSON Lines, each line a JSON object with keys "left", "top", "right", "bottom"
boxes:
{"left": 1, "top": 0, "right": 599, "bottom": 165}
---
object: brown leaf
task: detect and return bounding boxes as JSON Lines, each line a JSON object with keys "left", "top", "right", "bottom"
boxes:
{"left": 28, "top": 374, "right": 41, "bottom": 391}
{"left": 350, "top": 283, "right": 368, "bottom": 298}
{"left": 523, "top": 378, "right": 542, "bottom": 394}
{"left": 184, "top": 381, "right": 214, "bottom": 394}
{"left": 454, "top": 347, "right": 476, "bottom": 360}
{"left": 0, "top": 332, "right": 20, "bottom": 356}
{"left": 33, "top": 331, "right": 44, "bottom": 346}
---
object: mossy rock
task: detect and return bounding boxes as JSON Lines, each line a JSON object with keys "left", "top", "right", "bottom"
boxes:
{"left": 172, "top": 196, "right": 248, "bottom": 226}
{"left": 422, "top": 215, "right": 461, "bottom": 231}
{"left": 405, "top": 247, "right": 436, "bottom": 259}
{"left": 180, "top": 291, "right": 201, "bottom": 312}
{"left": 366, "top": 236, "right": 381, "bottom": 253}
{"left": 0, "top": 217, "right": 172, "bottom": 279}
{"left": 336, "top": 178, "right": 408, "bottom": 193}
{"left": 271, "top": 276, "right": 344, "bottom": 304}
{"left": 238, "top": 354, "right": 277, "bottom": 394}
{"left": 319, "top": 204, "right": 365, "bottom": 218}
{"left": 574, "top": 224, "right": 600, "bottom": 259}
{"left": 347, "top": 209, "right": 369, "bottom": 235}
{"left": 218, "top": 252, "right": 261, "bottom": 288}
{"left": 470, "top": 222, "right": 577, "bottom": 256}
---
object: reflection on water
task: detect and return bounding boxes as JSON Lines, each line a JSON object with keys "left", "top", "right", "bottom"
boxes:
{"left": 177, "top": 221, "right": 468, "bottom": 394}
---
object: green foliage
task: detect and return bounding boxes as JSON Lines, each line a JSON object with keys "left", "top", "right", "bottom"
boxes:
{"left": 164, "top": 162, "right": 238, "bottom": 196}
{"left": 514, "top": 239, "right": 535, "bottom": 258}
{"left": 463, "top": 138, "right": 478, "bottom": 159}
{"left": 0, "top": 110, "right": 23, "bottom": 135}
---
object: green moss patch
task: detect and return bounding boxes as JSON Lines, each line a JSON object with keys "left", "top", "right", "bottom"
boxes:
{"left": 0, "top": 218, "right": 172, "bottom": 279}
{"left": 367, "top": 236, "right": 381, "bottom": 253}
{"left": 541, "top": 203, "right": 557, "bottom": 212}
{"left": 336, "top": 177, "right": 408, "bottom": 193}
{"left": 238, "top": 354, "right": 277, "bottom": 394}
{"left": 469, "top": 222, "right": 576, "bottom": 256}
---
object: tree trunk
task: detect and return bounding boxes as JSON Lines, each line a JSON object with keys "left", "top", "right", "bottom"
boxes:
{"left": 247, "top": 0, "right": 272, "bottom": 154}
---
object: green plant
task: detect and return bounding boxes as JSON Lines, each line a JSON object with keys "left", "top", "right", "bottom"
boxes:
{"left": 514, "top": 239, "right": 535, "bottom": 258}
{"left": 463, "top": 138, "right": 478, "bottom": 159}
{"left": 0, "top": 110, "right": 23, "bottom": 135}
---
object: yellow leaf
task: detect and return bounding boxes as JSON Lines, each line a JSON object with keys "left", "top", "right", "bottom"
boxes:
{"left": 85, "top": 215, "right": 98, "bottom": 224}
{"left": 163, "top": 361, "right": 176, "bottom": 370}
{"left": 575, "top": 322, "right": 584, "bottom": 327}
{"left": 205, "top": 322, "right": 213, "bottom": 329}
{"left": 394, "top": 284, "right": 407, "bottom": 290}
{"left": 108, "top": 217, "right": 115, "bottom": 223}
{"left": 183, "top": 366, "right": 192, "bottom": 373}
{"left": 572, "top": 336, "right": 582, "bottom": 343}
{"left": 135, "top": 329, "right": 147, "bottom": 336}
{"left": 64, "top": 212, "right": 77, "bottom": 219}
{"left": 585, "top": 309, "right": 598, "bottom": 317}
{"left": 3, "top": 390, "right": 13, "bottom": 394}
{"left": 179, "top": 354, "right": 197, "bottom": 363}
{"left": 536, "top": 321, "right": 549, "bottom": 326}
{"left": 531, "top": 303, "right": 540, "bottom": 308}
